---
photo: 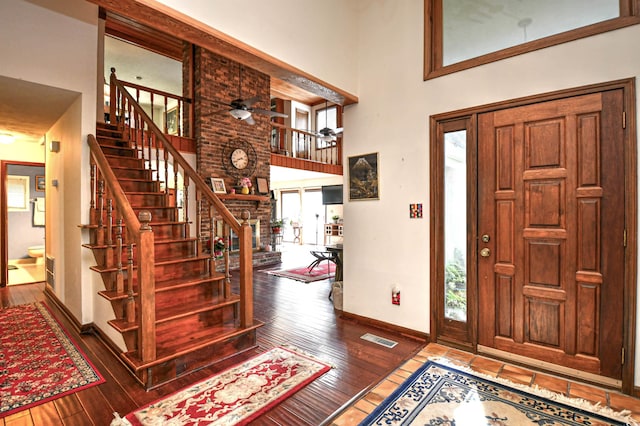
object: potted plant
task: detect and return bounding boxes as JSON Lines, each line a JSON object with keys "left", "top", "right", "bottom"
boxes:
{"left": 270, "top": 218, "right": 284, "bottom": 234}
{"left": 332, "top": 215, "right": 340, "bottom": 223}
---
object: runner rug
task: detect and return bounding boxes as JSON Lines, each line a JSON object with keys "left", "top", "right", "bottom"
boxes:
{"left": 115, "top": 347, "right": 331, "bottom": 425}
{"left": 0, "top": 303, "right": 105, "bottom": 417}
{"left": 360, "top": 360, "right": 634, "bottom": 425}
{"left": 266, "top": 262, "right": 335, "bottom": 283}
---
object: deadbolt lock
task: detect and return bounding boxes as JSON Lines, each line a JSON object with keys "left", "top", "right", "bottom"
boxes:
{"left": 480, "top": 247, "right": 491, "bottom": 257}
{"left": 481, "top": 234, "right": 490, "bottom": 243}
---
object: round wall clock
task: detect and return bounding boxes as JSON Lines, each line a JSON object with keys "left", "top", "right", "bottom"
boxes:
{"left": 221, "top": 138, "right": 257, "bottom": 178}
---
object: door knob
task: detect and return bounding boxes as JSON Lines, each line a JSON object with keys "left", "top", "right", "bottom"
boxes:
{"left": 481, "top": 234, "right": 490, "bottom": 243}
{"left": 480, "top": 247, "right": 491, "bottom": 257}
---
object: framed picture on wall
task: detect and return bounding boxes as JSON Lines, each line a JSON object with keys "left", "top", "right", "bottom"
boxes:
{"left": 348, "top": 152, "right": 379, "bottom": 201}
{"left": 210, "top": 178, "right": 227, "bottom": 194}
{"left": 166, "top": 107, "right": 178, "bottom": 135}
{"left": 35, "top": 176, "right": 45, "bottom": 192}
{"left": 256, "top": 177, "right": 269, "bottom": 194}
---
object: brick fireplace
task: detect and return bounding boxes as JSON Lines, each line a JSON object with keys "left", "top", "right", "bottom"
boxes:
{"left": 186, "top": 46, "right": 281, "bottom": 267}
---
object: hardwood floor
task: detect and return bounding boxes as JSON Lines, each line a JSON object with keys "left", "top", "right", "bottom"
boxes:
{"left": 5, "top": 243, "right": 640, "bottom": 425}
{"left": 0, "top": 244, "right": 426, "bottom": 425}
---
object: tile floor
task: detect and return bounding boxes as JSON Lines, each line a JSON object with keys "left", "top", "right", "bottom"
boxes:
{"left": 7, "top": 259, "right": 44, "bottom": 286}
{"left": 330, "top": 343, "right": 640, "bottom": 425}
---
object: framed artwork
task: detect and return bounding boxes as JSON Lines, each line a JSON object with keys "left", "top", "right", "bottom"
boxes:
{"left": 166, "top": 106, "right": 178, "bottom": 135}
{"left": 35, "top": 175, "right": 45, "bottom": 192}
{"left": 256, "top": 177, "right": 269, "bottom": 194}
{"left": 348, "top": 152, "right": 379, "bottom": 201}
{"left": 210, "top": 178, "right": 227, "bottom": 194}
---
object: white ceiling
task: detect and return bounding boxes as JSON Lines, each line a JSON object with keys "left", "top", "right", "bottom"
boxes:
{"left": 0, "top": 76, "right": 80, "bottom": 143}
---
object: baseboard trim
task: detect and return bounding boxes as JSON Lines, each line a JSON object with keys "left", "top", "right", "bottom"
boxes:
{"left": 339, "top": 311, "right": 429, "bottom": 342}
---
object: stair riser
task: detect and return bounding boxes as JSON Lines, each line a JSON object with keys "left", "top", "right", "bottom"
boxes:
{"left": 113, "top": 168, "right": 152, "bottom": 180}
{"left": 155, "top": 283, "right": 226, "bottom": 311}
{"left": 97, "top": 259, "right": 210, "bottom": 290}
{"left": 125, "top": 193, "right": 167, "bottom": 206}
{"left": 119, "top": 180, "right": 159, "bottom": 193}
{"left": 88, "top": 240, "right": 197, "bottom": 267}
{"left": 150, "top": 223, "right": 187, "bottom": 240}
{"left": 133, "top": 207, "right": 176, "bottom": 222}
{"left": 138, "top": 329, "right": 257, "bottom": 389}
{"left": 156, "top": 307, "right": 237, "bottom": 343}
{"left": 106, "top": 156, "right": 145, "bottom": 169}
{"left": 99, "top": 145, "right": 137, "bottom": 158}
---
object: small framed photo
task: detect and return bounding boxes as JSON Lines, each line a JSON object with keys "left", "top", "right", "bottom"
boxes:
{"left": 256, "top": 177, "right": 269, "bottom": 194}
{"left": 35, "top": 176, "right": 45, "bottom": 192}
{"left": 210, "top": 178, "right": 227, "bottom": 194}
{"left": 166, "top": 106, "right": 178, "bottom": 135}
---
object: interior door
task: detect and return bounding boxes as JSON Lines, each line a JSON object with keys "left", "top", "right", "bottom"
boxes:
{"left": 477, "top": 91, "right": 625, "bottom": 379}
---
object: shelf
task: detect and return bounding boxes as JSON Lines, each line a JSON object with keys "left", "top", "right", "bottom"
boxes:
{"left": 217, "top": 193, "right": 270, "bottom": 203}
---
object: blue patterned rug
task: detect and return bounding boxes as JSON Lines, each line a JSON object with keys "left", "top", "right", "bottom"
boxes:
{"left": 360, "top": 361, "right": 633, "bottom": 425}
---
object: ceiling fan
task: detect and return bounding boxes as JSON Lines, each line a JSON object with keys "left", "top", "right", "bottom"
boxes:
{"left": 314, "top": 100, "right": 343, "bottom": 141}
{"left": 226, "top": 65, "right": 287, "bottom": 125}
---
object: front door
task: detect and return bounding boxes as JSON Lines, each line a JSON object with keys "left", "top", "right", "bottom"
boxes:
{"left": 477, "top": 91, "right": 625, "bottom": 379}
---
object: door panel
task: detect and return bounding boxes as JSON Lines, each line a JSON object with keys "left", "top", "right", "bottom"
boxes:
{"left": 478, "top": 91, "right": 624, "bottom": 379}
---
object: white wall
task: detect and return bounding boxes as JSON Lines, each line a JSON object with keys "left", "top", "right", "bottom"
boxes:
{"left": 1, "top": 0, "right": 99, "bottom": 323}
{"left": 346, "top": 1, "right": 640, "bottom": 381}
{"left": 151, "top": 0, "right": 360, "bottom": 96}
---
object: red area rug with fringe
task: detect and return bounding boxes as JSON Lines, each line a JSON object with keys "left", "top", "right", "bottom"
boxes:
{"left": 116, "top": 347, "right": 331, "bottom": 426}
{"left": 266, "top": 262, "right": 335, "bottom": 282}
{"left": 0, "top": 303, "right": 105, "bottom": 417}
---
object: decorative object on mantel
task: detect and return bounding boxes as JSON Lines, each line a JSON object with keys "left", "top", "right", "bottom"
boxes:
{"left": 256, "top": 177, "right": 269, "bottom": 194}
{"left": 210, "top": 177, "right": 226, "bottom": 194}
{"left": 332, "top": 215, "right": 340, "bottom": 223}
{"left": 238, "top": 177, "right": 252, "bottom": 195}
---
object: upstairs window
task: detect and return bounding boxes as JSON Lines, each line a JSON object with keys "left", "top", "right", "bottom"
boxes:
{"left": 425, "top": 0, "right": 640, "bottom": 79}
{"left": 316, "top": 105, "right": 338, "bottom": 149}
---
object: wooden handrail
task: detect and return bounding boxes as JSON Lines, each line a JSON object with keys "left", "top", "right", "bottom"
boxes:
{"left": 88, "top": 134, "right": 157, "bottom": 362}
{"left": 110, "top": 69, "right": 241, "bottom": 234}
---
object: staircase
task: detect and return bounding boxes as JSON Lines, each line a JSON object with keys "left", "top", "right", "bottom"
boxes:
{"left": 84, "top": 120, "right": 261, "bottom": 389}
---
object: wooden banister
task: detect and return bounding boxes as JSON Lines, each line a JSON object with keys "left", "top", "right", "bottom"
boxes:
{"left": 100, "top": 69, "right": 255, "bottom": 367}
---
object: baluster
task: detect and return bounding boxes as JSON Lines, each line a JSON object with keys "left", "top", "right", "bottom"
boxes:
{"left": 173, "top": 165, "right": 179, "bottom": 218}
{"left": 196, "top": 197, "right": 202, "bottom": 255}
{"left": 97, "top": 180, "right": 105, "bottom": 245}
{"left": 106, "top": 199, "right": 113, "bottom": 266}
{"left": 147, "top": 131, "right": 153, "bottom": 169}
{"left": 183, "top": 177, "right": 189, "bottom": 236}
{"left": 115, "top": 217, "right": 124, "bottom": 294}
{"left": 163, "top": 149, "right": 169, "bottom": 204}
{"left": 124, "top": 242, "right": 135, "bottom": 323}
{"left": 210, "top": 207, "right": 217, "bottom": 279}
{"left": 90, "top": 163, "right": 96, "bottom": 224}
{"left": 150, "top": 92, "right": 154, "bottom": 122}
{"left": 223, "top": 221, "right": 231, "bottom": 299}
{"left": 164, "top": 98, "right": 168, "bottom": 133}
{"left": 155, "top": 134, "right": 160, "bottom": 187}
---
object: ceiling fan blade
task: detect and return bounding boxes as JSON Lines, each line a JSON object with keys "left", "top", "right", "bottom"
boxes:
{"left": 334, "top": 127, "right": 344, "bottom": 134}
{"left": 245, "top": 115, "right": 256, "bottom": 125}
{"left": 238, "top": 96, "right": 261, "bottom": 107}
{"left": 251, "top": 108, "right": 288, "bottom": 118}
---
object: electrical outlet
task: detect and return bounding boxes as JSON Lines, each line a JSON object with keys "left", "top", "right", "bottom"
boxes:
{"left": 392, "top": 287, "right": 400, "bottom": 305}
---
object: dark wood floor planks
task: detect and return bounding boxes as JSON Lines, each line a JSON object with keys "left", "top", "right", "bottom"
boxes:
{"left": 0, "top": 252, "right": 425, "bottom": 425}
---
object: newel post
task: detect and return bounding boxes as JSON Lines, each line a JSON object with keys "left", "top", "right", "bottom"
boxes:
{"left": 138, "top": 211, "right": 156, "bottom": 362}
{"left": 109, "top": 67, "right": 117, "bottom": 125}
{"left": 238, "top": 210, "right": 253, "bottom": 328}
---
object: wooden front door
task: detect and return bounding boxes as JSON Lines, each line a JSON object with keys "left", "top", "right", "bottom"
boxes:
{"left": 477, "top": 91, "right": 625, "bottom": 379}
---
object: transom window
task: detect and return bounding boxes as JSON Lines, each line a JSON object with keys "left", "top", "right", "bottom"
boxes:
{"left": 425, "top": 0, "right": 640, "bottom": 79}
{"left": 316, "top": 105, "right": 337, "bottom": 149}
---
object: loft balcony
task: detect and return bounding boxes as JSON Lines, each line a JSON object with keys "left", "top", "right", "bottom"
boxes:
{"left": 270, "top": 123, "right": 343, "bottom": 175}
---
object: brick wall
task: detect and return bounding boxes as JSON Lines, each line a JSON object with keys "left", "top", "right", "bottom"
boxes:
{"left": 187, "top": 46, "right": 280, "bottom": 266}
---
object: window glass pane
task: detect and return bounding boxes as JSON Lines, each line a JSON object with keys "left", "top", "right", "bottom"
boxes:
{"left": 444, "top": 130, "right": 467, "bottom": 322}
{"left": 316, "top": 106, "right": 338, "bottom": 149}
{"left": 443, "top": 0, "right": 619, "bottom": 66}
{"left": 8, "top": 175, "right": 29, "bottom": 211}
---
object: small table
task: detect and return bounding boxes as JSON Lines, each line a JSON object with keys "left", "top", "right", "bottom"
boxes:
{"left": 325, "top": 244, "right": 343, "bottom": 281}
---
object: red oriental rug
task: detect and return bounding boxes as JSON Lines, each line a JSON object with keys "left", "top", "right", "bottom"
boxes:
{"left": 115, "top": 347, "right": 331, "bottom": 426}
{"left": 266, "top": 262, "right": 336, "bottom": 283}
{"left": 0, "top": 303, "right": 105, "bottom": 417}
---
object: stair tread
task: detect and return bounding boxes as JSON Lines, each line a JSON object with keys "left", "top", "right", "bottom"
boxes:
{"left": 108, "top": 295, "right": 239, "bottom": 329}
{"left": 83, "top": 237, "right": 198, "bottom": 249}
{"left": 90, "top": 253, "right": 213, "bottom": 273}
{"left": 120, "top": 322, "right": 262, "bottom": 371}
